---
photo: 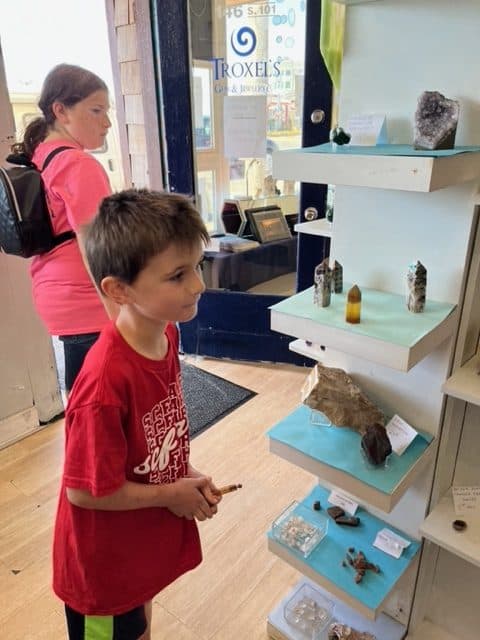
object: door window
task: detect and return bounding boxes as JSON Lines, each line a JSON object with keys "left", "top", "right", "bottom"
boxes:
{"left": 190, "top": 0, "right": 306, "bottom": 295}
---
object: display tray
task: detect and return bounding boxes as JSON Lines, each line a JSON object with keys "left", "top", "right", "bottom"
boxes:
{"left": 267, "top": 404, "right": 435, "bottom": 513}
{"left": 271, "top": 500, "right": 329, "bottom": 558}
{"left": 272, "top": 144, "right": 480, "bottom": 192}
{"left": 267, "top": 577, "right": 406, "bottom": 640}
{"left": 268, "top": 486, "right": 421, "bottom": 621}
{"left": 270, "top": 285, "right": 457, "bottom": 372}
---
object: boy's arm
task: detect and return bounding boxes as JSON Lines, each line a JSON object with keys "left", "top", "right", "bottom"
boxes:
{"left": 66, "top": 475, "right": 220, "bottom": 521}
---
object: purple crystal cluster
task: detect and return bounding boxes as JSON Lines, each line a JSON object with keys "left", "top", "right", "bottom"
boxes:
{"left": 414, "top": 91, "right": 459, "bottom": 150}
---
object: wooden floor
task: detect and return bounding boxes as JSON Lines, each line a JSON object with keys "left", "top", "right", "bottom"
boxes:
{"left": 0, "top": 356, "right": 315, "bottom": 640}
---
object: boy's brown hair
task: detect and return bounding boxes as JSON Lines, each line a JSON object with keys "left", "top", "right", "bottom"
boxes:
{"left": 85, "top": 189, "right": 209, "bottom": 289}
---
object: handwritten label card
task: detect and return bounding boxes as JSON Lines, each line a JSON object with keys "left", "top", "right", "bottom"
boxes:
{"left": 346, "top": 113, "right": 387, "bottom": 146}
{"left": 452, "top": 486, "right": 480, "bottom": 516}
{"left": 385, "top": 415, "right": 418, "bottom": 456}
{"left": 328, "top": 490, "right": 358, "bottom": 516}
{"left": 374, "top": 528, "right": 411, "bottom": 559}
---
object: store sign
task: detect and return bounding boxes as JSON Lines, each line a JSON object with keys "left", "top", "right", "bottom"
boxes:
{"left": 212, "top": 25, "right": 281, "bottom": 94}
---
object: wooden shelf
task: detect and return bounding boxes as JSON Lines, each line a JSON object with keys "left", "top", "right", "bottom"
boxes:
{"left": 406, "top": 620, "right": 458, "bottom": 640}
{"left": 442, "top": 354, "right": 480, "bottom": 405}
{"left": 272, "top": 144, "right": 480, "bottom": 192}
{"left": 270, "top": 286, "right": 458, "bottom": 372}
{"left": 294, "top": 219, "right": 333, "bottom": 237}
{"left": 267, "top": 577, "right": 406, "bottom": 640}
{"left": 420, "top": 491, "right": 480, "bottom": 568}
{"left": 268, "top": 486, "right": 421, "bottom": 621}
{"left": 268, "top": 405, "right": 435, "bottom": 513}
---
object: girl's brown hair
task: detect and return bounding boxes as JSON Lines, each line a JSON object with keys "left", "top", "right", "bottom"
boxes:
{"left": 13, "top": 63, "right": 108, "bottom": 158}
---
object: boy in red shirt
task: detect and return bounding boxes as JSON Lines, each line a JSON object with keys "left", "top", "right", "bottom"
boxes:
{"left": 52, "top": 189, "right": 222, "bottom": 640}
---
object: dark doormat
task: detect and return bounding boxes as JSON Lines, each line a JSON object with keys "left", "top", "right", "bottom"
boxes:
{"left": 181, "top": 361, "right": 256, "bottom": 438}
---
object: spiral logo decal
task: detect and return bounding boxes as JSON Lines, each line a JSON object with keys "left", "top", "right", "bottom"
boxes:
{"left": 230, "top": 26, "right": 257, "bottom": 57}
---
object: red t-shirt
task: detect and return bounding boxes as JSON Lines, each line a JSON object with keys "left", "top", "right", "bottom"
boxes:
{"left": 52, "top": 322, "right": 202, "bottom": 615}
{"left": 30, "top": 140, "right": 111, "bottom": 335}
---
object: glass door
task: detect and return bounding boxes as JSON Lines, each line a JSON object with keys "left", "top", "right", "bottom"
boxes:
{"left": 152, "top": 0, "right": 332, "bottom": 362}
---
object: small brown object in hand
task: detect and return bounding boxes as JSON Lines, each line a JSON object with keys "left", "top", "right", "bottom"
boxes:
{"left": 218, "top": 483, "right": 242, "bottom": 495}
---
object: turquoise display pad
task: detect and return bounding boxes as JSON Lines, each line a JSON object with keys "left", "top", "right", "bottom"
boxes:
{"left": 297, "top": 143, "right": 480, "bottom": 157}
{"left": 270, "top": 285, "right": 456, "bottom": 348}
{"left": 267, "top": 405, "right": 433, "bottom": 494}
{"left": 268, "top": 485, "right": 421, "bottom": 611}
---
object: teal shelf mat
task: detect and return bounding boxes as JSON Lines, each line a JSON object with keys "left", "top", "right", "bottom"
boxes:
{"left": 292, "top": 143, "right": 480, "bottom": 157}
{"left": 270, "top": 286, "right": 456, "bottom": 348}
{"left": 268, "top": 485, "right": 421, "bottom": 611}
{"left": 267, "top": 405, "right": 433, "bottom": 495}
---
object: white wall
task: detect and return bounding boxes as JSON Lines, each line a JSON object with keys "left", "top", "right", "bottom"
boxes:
{"left": 323, "top": 0, "right": 480, "bottom": 630}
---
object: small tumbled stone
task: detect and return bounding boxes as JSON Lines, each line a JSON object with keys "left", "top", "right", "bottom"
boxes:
{"left": 313, "top": 501, "right": 321, "bottom": 511}
{"left": 453, "top": 519, "right": 467, "bottom": 532}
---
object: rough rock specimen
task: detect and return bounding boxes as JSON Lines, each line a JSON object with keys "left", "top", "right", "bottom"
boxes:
{"left": 413, "top": 91, "right": 459, "bottom": 150}
{"left": 303, "top": 365, "right": 392, "bottom": 466}
{"left": 327, "top": 506, "right": 360, "bottom": 527}
{"left": 407, "top": 260, "right": 427, "bottom": 313}
{"left": 328, "top": 623, "right": 376, "bottom": 640}
{"left": 343, "top": 549, "right": 380, "bottom": 584}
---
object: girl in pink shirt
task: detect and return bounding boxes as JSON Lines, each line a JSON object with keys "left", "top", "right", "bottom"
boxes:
{"left": 14, "top": 64, "right": 115, "bottom": 391}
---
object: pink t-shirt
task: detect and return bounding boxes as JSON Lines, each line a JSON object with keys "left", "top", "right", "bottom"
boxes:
{"left": 30, "top": 140, "right": 111, "bottom": 335}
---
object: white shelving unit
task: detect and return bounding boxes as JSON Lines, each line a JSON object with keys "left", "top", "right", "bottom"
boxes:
{"left": 294, "top": 219, "right": 333, "bottom": 237}
{"left": 420, "top": 491, "right": 480, "bottom": 569}
{"left": 266, "top": 3, "right": 480, "bottom": 640}
{"left": 441, "top": 354, "right": 480, "bottom": 405}
{"left": 270, "top": 285, "right": 458, "bottom": 372}
{"left": 288, "top": 338, "right": 326, "bottom": 361}
{"left": 406, "top": 621, "right": 458, "bottom": 640}
{"left": 272, "top": 145, "right": 480, "bottom": 192}
{"left": 268, "top": 405, "right": 436, "bottom": 513}
{"left": 267, "top": 577, "right": 406, "bottom": 640}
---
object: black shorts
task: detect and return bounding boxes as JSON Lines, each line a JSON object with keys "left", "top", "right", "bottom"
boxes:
{"left": 64, "top": 604, "right": 147, "bottom": 640}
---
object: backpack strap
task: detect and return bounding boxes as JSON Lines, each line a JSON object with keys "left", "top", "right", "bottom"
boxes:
{"left": 42, "top": 146, "right": 77, "bottom": 247}
{"left": 42, "top": 145, "right": 75, "bottom": 171}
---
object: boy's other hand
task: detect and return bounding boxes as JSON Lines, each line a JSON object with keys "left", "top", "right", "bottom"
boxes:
{"left": 168, "top": 477, "right": 219, "bottom": 521}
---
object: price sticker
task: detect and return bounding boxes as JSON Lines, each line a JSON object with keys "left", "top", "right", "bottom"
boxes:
{"left": 374, "top": 528, "right": 410, "bottom": 559}
{"left": 328, "top": 490, "right": 358, "bottom": 516}
{"left": 385, "top": 415, "right": 418, "bottom": 456}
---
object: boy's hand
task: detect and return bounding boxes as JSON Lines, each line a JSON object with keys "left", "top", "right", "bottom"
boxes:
{"left": 186, "top": 463, "right": 222, "bottom": 510}
{"left": 168, "top": 477, "right": 219, "bottom": 521}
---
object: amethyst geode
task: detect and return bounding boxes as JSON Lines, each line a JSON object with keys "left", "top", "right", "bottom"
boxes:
{"left": 414, "top": 91, "right": 459, "bottom": 150}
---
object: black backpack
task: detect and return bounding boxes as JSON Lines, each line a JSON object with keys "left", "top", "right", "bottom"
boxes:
{"left": 0, "top": 146, "right": 76, "bottom": 258}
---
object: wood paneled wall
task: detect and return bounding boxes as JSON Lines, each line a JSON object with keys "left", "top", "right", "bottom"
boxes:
{"left": 105, "top": 0, "right": 164, "bottom": 190}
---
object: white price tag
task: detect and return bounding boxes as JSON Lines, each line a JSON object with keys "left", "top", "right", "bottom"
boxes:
{"left": 328, "top": 490, "right": 358, "bottom": 516}
{"left": 373, "top": 528, "right": 410, "bottom": 559}
{"left": 346, "top": 113, "right": 388, "bottom": 146}
{"left": 385, "top": 415, "right": 418, "bottom": 456}
{"left": 452, "top": 486, "right": 480, "bottom": 516}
